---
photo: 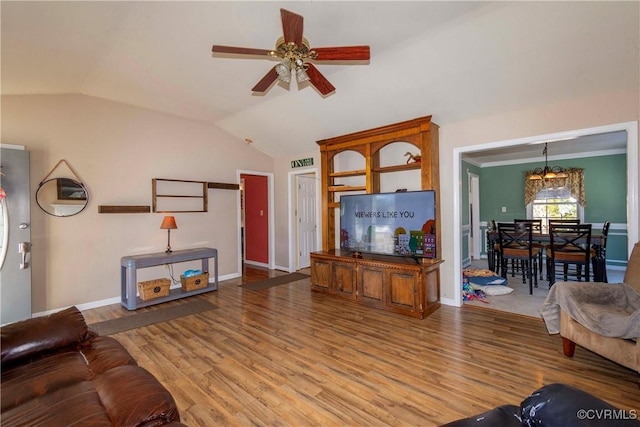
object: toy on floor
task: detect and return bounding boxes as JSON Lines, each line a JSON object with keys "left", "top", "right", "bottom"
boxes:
{"left": 462, "top": 280, "right": 488, "bottom": 302}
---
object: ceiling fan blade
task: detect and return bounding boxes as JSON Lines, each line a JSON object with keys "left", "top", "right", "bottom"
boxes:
{"left": 312, "top": 46, "right": 371, "bottom": 61}
{"left": 212, "top": 45, "right": 272, "bottom": 57}
{"left": 281, "top": 9, "right": 303, "bottom": 46}
{"left": 305, "top": 64, "right": 335, "bottom": 96}
{"left": 252, "top": 66, "right": 279, "bottom": 93}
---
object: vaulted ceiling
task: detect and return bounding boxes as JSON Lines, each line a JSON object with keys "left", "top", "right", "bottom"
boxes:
{"left": 2, "top": 1, "right": 636, "bottom": 160}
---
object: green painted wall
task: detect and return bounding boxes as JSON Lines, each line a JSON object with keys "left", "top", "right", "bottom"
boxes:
{"left": 479, "top": 162, "right": 530, "bottom": 221}
{"left": 478, "top": 154, "right": 626, "bottom": 223}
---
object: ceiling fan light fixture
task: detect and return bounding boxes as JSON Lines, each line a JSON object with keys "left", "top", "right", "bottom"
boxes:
{"left": 275, "top": 61, "right": 291, "bottom": 83}
{"left": 211, "top": 9, "right": 370, "bottom": 95}
{"left": 296, "top": 69, "right": 309, "bottom": 83}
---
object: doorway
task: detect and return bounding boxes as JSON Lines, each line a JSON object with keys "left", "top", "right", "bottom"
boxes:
{"left": 239, "top": 171, "right": 274, "bottom": 271}
{"left": 452, "top": 121, "right": 639, "bottom": 308}
{"left": 289, "top": 168, "right": 320, "bottom": 272}
{"left": 296, "top": 173, "right": 316, "bottom": 269}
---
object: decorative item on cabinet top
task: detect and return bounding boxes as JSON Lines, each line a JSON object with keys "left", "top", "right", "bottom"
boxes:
{"left": 99, "top": 179, "right": 239, "bottom": 214}
{"left": 405, "top": 152, "right": 421, "bottom": 164}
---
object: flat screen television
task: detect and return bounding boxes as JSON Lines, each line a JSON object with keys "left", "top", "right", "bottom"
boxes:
{"left": 339, "top": 190, "right": 436, "bottom": 258}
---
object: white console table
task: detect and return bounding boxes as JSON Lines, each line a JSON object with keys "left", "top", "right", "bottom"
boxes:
{"left": 121, "top": 247, "right": 218, "bottom": 310}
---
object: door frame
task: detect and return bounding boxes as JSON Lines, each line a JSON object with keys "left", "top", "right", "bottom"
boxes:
{"left": 288, "top": 167, "right": 321, "bottom": 272}
{"left": 237, "top": 170, "right": 275, "bottom": 273}
{"left": 468, "top": 172, "right": 481, "bottom": 260}
{"left": 451, "top": 120, "right": 639, "bottom": 307}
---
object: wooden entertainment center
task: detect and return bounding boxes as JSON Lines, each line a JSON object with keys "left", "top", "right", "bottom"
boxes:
{"left": 311, "top": 116, "right": 443, "bottom": 319}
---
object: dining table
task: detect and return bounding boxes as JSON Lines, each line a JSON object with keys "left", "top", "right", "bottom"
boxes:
{"left": 485, "top": 230, "right": 607, "bottom": 282}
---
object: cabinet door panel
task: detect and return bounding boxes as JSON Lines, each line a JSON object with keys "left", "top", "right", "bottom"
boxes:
{"left": 333, "top": 262, "right": 356, "bottom": 297}
{"left": 311, "top": 259, "right": 331, "bottom": 289}
{"left": 387, "top": 270, "right": 418, "bottom": 309}
{"left": 424, "top": 268, "right": 440, "bottom": 304}
{"left": 359, "top": 265, "right": 385, "bottom": 306}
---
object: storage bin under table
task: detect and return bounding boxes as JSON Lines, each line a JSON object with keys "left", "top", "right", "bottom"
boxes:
{"left": 121, "top": 247, "right": 218, "bottom": 310}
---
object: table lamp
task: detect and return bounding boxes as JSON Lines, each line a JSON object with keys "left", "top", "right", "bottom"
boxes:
{"left": 160, "top": 216, "right": 177, "bottom": 253}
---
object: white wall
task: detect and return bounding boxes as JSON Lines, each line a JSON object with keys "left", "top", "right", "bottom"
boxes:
{"left": 1, "top": 94, "right": 274, "bottom": 313}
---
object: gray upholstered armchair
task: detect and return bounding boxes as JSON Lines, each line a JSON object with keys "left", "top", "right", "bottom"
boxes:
{"left": 542, "top": 242, "right": 640, "bottom": 373}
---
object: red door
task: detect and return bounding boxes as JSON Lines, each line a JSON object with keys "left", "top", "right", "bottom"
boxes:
{"left": 241, "top": 174, "right": 269, "bottom": 264}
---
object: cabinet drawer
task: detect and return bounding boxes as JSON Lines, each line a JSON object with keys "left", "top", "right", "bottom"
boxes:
{"left": 311, "top": 258, "right": 331, "bottom": 290}
{"left": 332, "top": 262, "right": 356, "bottom": 298}
{"left": 387, "top": 269, "right": 420, "bottom": 311}
{"left": 358, "top": 265, "right": 385, "bottom": 308}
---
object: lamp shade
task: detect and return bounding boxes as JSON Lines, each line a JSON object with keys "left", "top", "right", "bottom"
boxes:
{"left": 160, "top": 216, "right": 177, "bottom": 230}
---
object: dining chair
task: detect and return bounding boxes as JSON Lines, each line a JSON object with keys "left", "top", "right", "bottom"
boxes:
{"left": 514, "top": 219, "right": 544, "bottom": 280}
{"left": 591, "top": 221, "right": 610, "bottom": 282}
{"left": 488, "top": 221, "right": 502, "bottom": 273}
{"left": 547, "top": 220, "right": 582, "bottom": 280}
{"left": 547, "top": 223, "right": 592, "bottom": 286}
{"left": 498, "top": 222, "right": 539, "bottom": 294}
{"left": 548, "top": 219, "right": 581, "bottom": 228}
{"left": 492, "top": 238, "right": 502, "bottom": 274}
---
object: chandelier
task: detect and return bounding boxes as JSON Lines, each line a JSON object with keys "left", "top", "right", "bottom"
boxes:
{"left": 272, "top": 37, "right": 312, "bottom": 85}
{"left": 528, "top": 143, "right": 568, "bottom": 181}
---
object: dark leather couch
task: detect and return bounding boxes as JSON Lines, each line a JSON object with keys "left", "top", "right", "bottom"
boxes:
{"left": 442, "top": 383, "right": 640, "bottom": 426}
{"left": 1, "top": 306, "right": 186, "bottom": 427}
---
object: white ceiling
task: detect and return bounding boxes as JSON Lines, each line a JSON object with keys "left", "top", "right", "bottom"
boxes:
{"left": 1, "top": 1, "right": 636, "bottom": 161}
{"left": 462, "top": 131, "right": 629, "bottom": 167}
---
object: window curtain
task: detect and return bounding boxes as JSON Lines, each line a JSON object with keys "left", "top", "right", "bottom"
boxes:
{"left": 524, "top": 168, "right": 586, "bottom": 206}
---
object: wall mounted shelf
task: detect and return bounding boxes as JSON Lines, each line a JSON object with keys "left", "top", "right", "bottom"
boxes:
{"left": 152, "top": 178, "right": 208, "bottom": 213}
{"left": 207, "top": 182, "right": 240, "bottom": 190}
{"left": 98, "top": 179, "right": 239, "bottom": 215}
{"left": 98, "top": 205, "right": 151, "bottom": 214}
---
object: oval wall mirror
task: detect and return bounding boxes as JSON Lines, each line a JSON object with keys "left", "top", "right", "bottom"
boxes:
{"left": 36, "top": 178, "right": 88, "bottom": 217}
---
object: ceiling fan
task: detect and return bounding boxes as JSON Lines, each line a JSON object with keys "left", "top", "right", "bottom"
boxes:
{"left": 211, "top": 9, "right": 370, "bottom": 96}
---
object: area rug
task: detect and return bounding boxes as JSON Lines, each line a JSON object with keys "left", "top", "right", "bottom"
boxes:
{"left": 465, "top": 280, "right": 549, "bottom": 318}
{"left": 241, "top": 272, "right": 309, "bottom": 291}
{"left": 464, "top": 260, "right": 548, "bottom": 318}
{"left": 88, "top": 300, "right": 217, "bottom": 335}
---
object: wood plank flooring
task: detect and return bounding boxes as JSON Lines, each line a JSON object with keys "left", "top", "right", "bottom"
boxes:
{"left": 82, "top": 266, "right": 639, "bottom": 426}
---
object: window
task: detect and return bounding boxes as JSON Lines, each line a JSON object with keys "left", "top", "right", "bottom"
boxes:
{"left": 527, "top": 187, "right": 583, "bottom": 231}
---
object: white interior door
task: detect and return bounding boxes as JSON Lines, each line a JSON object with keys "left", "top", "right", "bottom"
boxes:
{"left": 469, "top": 173, "right": 481, "bottom": 260}
{"left": 1, "top": 146, "right": 32, "bottom": 325}
{"left": 296, "top": 174, "right": 316, "bottom": 269}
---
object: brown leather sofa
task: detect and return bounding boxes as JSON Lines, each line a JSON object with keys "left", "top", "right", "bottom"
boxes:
{"left": 1, "top": 306, "right": 186, "bottom": 427}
